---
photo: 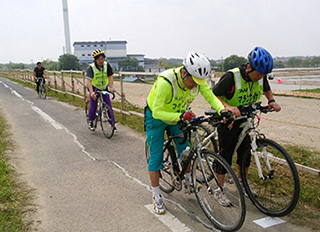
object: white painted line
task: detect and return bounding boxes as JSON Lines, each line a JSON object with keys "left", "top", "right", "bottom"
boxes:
{"left": 0, "top": 79, "right": 217, "bottom": 230}
{"left": 0, "top": 79, "right": 96, "bottom": 161}
{"left": 253, "top": 217, "right": 285, "bottom": 228}
{"left": 32, "top": 106, "right": 63, "bottom": 130}
{"left": 145, "top": 204, "right": 192, "bottom": 232}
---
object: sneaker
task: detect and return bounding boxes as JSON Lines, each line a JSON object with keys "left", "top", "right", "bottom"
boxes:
{"left": 239, "top": 179, "right": 257, "bottom": 198}
{"left": 214, "top": 188, "right": 232, "bottom": 207}
{"left": 88, "top": 121, "right": 95, "bottom": 131}
{"left": 152, "top": 194, "right": 165, "bottom": 214}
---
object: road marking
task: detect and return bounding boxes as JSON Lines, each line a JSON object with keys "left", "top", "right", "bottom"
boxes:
{"left": 0, "top": 79, "right": 96, "bottom": 161}
{"left": 109, "top": 160, "right": 219, "bottom": 231}
{"left": 253, "top": 217, "right": 285, "bottom": 228}
{"left": 0, "top": 79, "right": 217, "bottom": 230}
{"left": 32, "top": 106, "right": 63, "bottom": 130}
{"left": 145, "top": 204, "right": 192, "bottom": 232}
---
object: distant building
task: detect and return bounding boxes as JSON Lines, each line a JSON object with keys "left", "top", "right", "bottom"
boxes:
{"left": 73, "top": 40, "right": 144, "bottom": 70}
{"left": 144, "top": 58, "right": 165, "bottom": 73}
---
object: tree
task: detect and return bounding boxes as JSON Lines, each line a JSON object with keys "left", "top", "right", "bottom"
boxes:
{"left": 41, "top": 59, "right": 60, "bottom": 71}
{"left": 58, "top": 54, "right": 80, "bottom": 70}
{"left": 274, "top": 60, "right": 285, "bottom": 69}
{"left": 118, "top": 57, "right": 139, "bottom": 71}
{"left": 7, "top": 62, "right": 25, "bottom": 69}
{"left": 223, "top": 55, "right": 247, "bottom": 71}
{"left": 157, "top": 58, "right": 169, "bottom": 69}
{"left": 287, "top": 57, "right": 303, "bottom": 68}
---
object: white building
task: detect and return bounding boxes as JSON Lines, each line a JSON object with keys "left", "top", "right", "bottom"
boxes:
{"left": 73, "top": 40, "right": 144, "bottom": 70}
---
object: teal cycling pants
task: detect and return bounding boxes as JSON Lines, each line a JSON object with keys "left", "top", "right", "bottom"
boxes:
{"left": 145, "top": 107, "right": 188, "bottom": 171}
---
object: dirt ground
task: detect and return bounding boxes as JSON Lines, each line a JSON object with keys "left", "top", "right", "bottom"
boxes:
{"left": 113, "top": 81, "right": 320, "bottom": 151}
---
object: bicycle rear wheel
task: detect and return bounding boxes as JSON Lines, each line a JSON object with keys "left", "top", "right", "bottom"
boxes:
{"left": 84, "top": 98, "right": 89, "bottom": 123}
{"left": 100, "top": 103, "right": 115, "bottom": 139}
{"left": 193, "top": 150, "right": 245, "bottom": 231}
{"left": 241, "top": 138, "right": 300, "bottom": 217}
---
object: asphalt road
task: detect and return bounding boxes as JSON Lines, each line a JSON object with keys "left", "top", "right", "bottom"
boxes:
{"left": 0, "top": 77, "right": 312, "bottom": 232}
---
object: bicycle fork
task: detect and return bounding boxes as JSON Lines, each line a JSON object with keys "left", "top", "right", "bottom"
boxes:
{"left": 250, "top": 134, "right": 274, "bottom": 180}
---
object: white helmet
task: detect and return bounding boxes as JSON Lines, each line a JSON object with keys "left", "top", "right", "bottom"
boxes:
{"left": 183, "top": 51, "right": 211, "bottom": 82}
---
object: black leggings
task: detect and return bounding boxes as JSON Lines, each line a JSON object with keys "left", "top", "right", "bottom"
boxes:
{"left": 36, "top": 78, "right": 45, "bottom": 93}
{"left": 216, "top": 120, "right": 252, "bottom": 174}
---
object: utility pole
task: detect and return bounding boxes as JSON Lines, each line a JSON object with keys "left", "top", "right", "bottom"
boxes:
{"left": 62, "top": 0, "right": 71, "bottom": 54}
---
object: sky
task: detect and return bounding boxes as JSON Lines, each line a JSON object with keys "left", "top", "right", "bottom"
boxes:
{"left": 1, "top": 0, "right": 320, "bottom": 63}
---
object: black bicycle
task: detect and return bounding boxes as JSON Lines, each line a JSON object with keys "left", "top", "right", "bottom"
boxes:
{"left": 202, "top": 102, "right": 300, "bottom": 217}
{"left": 85, "top": 89, "right": 116, "bottom": 139}
{"left": 145, "top": 113, "right": 246, "bottom": 231}
{"left": 38, "top": 77, "right": 46, "bottom": 99}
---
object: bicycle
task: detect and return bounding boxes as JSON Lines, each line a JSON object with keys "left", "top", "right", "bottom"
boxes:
{"left": 145, "top": 114, "right": 246, "bottom": 231}
{"left": 85, "top": 89, "right": 116, "bottom": 139}
{"left": 202, "top": 102, "right": 300, "bottom": 217}
{"left": 38, "top": 77, "right": 46, "bottom": 99}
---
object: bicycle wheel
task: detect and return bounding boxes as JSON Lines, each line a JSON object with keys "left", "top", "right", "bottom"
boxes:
{"left": 241, "top": 138, "right": 300, "bottom": 217}
{"left": 159, "top": 144, "right": 176, "bottom": 193}
{"left": 100, "top": 103, "right": 115, "bottom": 139}
{"left": 40, "top": 83, "right": 46, "bottom": 99}
{"left": 193, "top": 150, "right": 245, "bottom": 231}
{"left": 84, "top": 98, "right": 89, "bottom": 123}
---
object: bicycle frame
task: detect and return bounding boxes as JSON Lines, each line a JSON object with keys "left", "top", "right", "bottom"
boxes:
{"left": 233, "top": 116, "right": 272, "bottom": 181}
{"left": 166, "top": 124, "right": 222, "bottom": 192}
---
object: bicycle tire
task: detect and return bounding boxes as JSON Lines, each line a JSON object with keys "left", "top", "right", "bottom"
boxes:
{"left": 84, "top": 98, "right": 89, "bottom": 123}
{"left": 159, "top": 144, "right": 176, "bottom": 193}
{"left": 145, "top": 139, "right": 176, "bottom": 193}
{"left": 100, "top": 103, "right": 115, "bottom": 139}
{"left": 41, "top": 83, "right": 46, "bottom": 99}
{"left": 241, "top": 138, "right": 300, "bottom": 217}
{"left": 193, "top": 150, "right": 246, "bottom": 231}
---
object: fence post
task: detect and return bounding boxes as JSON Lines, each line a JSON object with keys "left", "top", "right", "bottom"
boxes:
{"left": 62, "top": 71, "right": 66, "bottom": 97}
{"left": 71, "top": 70, "right": 75, "bottom": 101}
{"left": 54, "top": 72, "right": 57, "bottom": 93}
{"left": 120, "top": 72, "right": 126, "bottom": 120}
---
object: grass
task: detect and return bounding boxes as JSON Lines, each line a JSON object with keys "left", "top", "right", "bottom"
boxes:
{"left": 296, "top": 88, "right": 320, "bottom": 93}
{"left": 0, "top": 112, "right": 31, "bottom": 231}
{"left": 2, "top": 74, "right": 320, "bottom": 230}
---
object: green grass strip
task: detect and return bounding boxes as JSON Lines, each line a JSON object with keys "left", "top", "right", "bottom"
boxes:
{"left": 0, "top": 113, "right": 30, "bottom": 231}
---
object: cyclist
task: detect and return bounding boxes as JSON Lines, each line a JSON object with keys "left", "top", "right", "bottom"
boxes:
{"left": 86, "top": 49, "right": 116, "bottom": 131}
{"left": 33, "top": 62, "right": 46, "bottom": 96}
{"left": 212, "top": 46, "right": 281, "bottom": 206}
{"left": 145, "top": 51, "right": 227, "bottom": 214}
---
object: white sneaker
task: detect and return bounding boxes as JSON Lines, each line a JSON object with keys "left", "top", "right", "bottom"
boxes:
{"left": 239, "top": 179, "right": 257, "bottom": 197}
{"left": 152, "top": 194, "right": 165, "bottom": 214}
{"left": 214, "top": 188, "right": 232, "bottom": 207}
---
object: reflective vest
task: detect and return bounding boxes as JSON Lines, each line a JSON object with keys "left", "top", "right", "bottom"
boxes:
{"left": 89, "top": 62, "right": 109, "bottom": 89}
{"left": 222, "top": 68, "right": 263, "bottom": 107}
{"left": 147, "top": 67, "right": 199, "bottom": 124}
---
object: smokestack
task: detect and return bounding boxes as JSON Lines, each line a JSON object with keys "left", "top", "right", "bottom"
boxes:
{"left": 62, "top": 0, "right": 71, "bottom": 54}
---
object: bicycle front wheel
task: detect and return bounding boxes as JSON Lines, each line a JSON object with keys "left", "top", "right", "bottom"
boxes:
{"left": 193, "top": 150, "right": 245, "bottom": 231}
{"left": 40, "top": 84, "right": 46, "bottom": 99}
{"left": 241, "top": 138, "right": 300, "bottom": 217}
{"left": 100, "top": 103, "right": 115, "bottom": 139}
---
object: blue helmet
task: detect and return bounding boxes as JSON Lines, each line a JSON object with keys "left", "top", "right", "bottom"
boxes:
{"left": 248, "top": 47, "right": 273, "bottom": 74}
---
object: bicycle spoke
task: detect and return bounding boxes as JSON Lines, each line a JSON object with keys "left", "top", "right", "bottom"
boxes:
{"left": 242, "top": 138, "right": 300, "bottom": 216}
{"left": 193, "top": 150, "right": 245, "bottom": 231}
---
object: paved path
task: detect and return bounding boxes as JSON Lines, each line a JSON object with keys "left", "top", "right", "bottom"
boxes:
{"left": 0, "top": 77, "right": 312, "bottom": 232}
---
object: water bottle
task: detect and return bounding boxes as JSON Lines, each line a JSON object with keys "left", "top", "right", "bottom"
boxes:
{"left": 181, "top": 146, "right": 190, "bottom": 161}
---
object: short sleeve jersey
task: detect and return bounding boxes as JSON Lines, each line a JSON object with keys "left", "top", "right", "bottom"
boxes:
{"left": 34, "top": 67, "right": 45, "bottom": 77}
